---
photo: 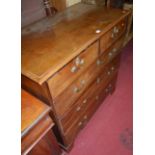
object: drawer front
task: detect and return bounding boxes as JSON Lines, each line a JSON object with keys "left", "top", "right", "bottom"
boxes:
{"left": 63, "top": 76, "right": 118, "bottom": 145}
{"left": 60, "top": 56, "right": 121, "bottom": 133}
{"left": 47, "top": 41, "right": 99, "bottom": 99}
{"left": 63, "top": 92, "right": 99, "bottom": 145}
{"left": 53, "top": 58, "right": 102, "bottom": 118}
{"left": 60, "top": 77, "right": 101, "bottom": 133}
{"left": 97, "top": 36, "right": 124, "bottom": 71}
{"left": 60, "top": 82, "right": 96, "bottom": 133}
{"left": 100, "top": 18, "right": 126, "bottom": 55}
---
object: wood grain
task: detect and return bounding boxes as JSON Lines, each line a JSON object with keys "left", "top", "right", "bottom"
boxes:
{"left": 21, "top": 3, "right": 130, "bottom": 150}
{"left": 21, "top": 89, "right": 51, "bottom": 136}
{"left": 47, "top": 41, "right": 98, "bottom": 98}
{"left": 63, "top": 75, "right": 117, "bottom": 145}
{"left": 60, "top": 53, "right": 121, "bottom": 134}
{"left": 22, "top": 3, "right": 130, "bottom": 84}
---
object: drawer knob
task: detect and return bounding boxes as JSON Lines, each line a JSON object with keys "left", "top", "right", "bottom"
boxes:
{"left": 109, "top": 84, "right": 112, "bottom": 88}
{"left": 108, "top": 52, "right": 113, "bottom": 57}
{"left": 80, "top": 59, "right": 85, "bottom": 65}
{"left": 73, "top": 87, "right": 80, "bottom": 93}
{"left": 111, "top": 66, "right": 115, "bottom": 71}
{"left": 96, "top": 60, "right": 103, "bottom": 66}
{"left": 111, "top": 33, "right": 115, "bottom": 39}
{"left": 83, "top": 99, "right": 87, "bottom": 104}
{"left": 75, "top": 57, "right": 81, "bottom": 66}
{"left": 71, "top": 66, "right": 77, "bottom": 73}
{"left": 96, "top": 78, "right": 101, "bottom": 84}
{"left": 107, "top": 71, "right": 111, "bottom": 75}
{"left": 81, "top": 79, "right": 86, "bottom": 85}
{"left": 78, "top": 121, "right": 82, "bottom": 126}
{"left": 122, "top": 23, "right": 125, "bottom": 27}
{"left": 95, "top": 29, "right": 101, "bottom": 34}
{"left": 84, "top": 115, "right": 87, "bottom": 120}
{"left": 112, "top": 48, "right": 117, "bottom": 53}
{"left": 113, "top": 27, "right": 119, "bottom": 33}
{"left": 116, "top": 29, "right": 119, "bottom": 33}
{"left": 105, "top": 88, "right": 109, "bottom": 92}
{"left": 76, "top": 106, "right": 81, "bottom": 112}
{"left": 95, "top": 95, "right": 99, "bottom": 100}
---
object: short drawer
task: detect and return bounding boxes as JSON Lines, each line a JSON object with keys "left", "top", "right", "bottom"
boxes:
{"left": 97, "top": 36, "right": 124, "bottom": 71}
{"left": 100, "top": 18, "right": 126, "bottom": 55}
{"left": 47, "top": 41, "right": 99, "bottom": 98}
{"left": 63, "top": 94, "right": 98, "bottom": 145}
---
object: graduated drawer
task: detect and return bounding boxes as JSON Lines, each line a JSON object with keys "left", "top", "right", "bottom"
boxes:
{"left": 97, "top": 36, "right": 124, "bottom": 71}
{"left": 47, "top": 41, "right": 99, "bottom": 99}
{"left": 52, "top": 58, "right": 102, "bottom": 118}
{"left": 60, "top": 77, "right": 101, "bottom": 133}
{"left": 63, "top": 76, "right": 117, "bottom": 145}
{"left": 100, "top": 18, "right": 127, "bottom": 55}
{"left": 60, "top": 57, "right": 120, "bottom": 133}
{"left": 63, "top": 91, "right": 100, "bottom": 145}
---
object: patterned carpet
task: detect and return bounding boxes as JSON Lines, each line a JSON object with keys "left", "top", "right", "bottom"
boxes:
{"left": 65, "top": 40, "right": 133, "bottom": 155}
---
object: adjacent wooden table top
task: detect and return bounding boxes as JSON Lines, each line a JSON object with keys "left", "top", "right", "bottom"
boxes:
{"left": 21, "top": 3, "right": 130, "bottom": 84}
{"left": 21, "top": 89, "right": 52, "bottom": 137}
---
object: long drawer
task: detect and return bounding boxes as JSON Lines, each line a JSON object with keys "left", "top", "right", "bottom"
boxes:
{"left": 100, "top": 18, "right": 126, "bottom": 55}
{"left": 59, "top": 54, "right": 121, "bottom": 133}
{"left": 63, "top": 76, "right": 118, "bottom": 145}
{"left": 47, "top": 41, "right": 99, "bottom": 99}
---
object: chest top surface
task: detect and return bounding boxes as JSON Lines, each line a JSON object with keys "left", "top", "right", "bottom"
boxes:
{"left": 22, "top": 3, "right": 130, "bottom": 84}
{"left": 21, "top": 89, "right": 52, "bottom": 137}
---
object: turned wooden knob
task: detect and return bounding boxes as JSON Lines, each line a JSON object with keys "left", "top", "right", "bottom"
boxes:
{"left": 84, "top": 115, "right": 87, "bottom": 120}
{"left": 108, "top": 52, "right": 113, "bottom": 57}
{"left": 112, "top": 48, "right": 117, "bottom": 53}
{"left": 78, "top": 122, "right": 82, "bottom": 126}
{"left": 96, "top": 60, "right": 103, "bottom": 66}
{"left": 95, "top": 95, "right": 99, "bottom": 100}
{"left": 111, "top": 66, "right": 115, "bottom": 71}
{"left": 76, "top": 106, "right": 81, "bottom": 112}
{"left": 81, "top": 80, "right": 86, "bottom": 85}
{"left": 96, "top": 78, "right": 101, "bottom": 84}
{"left": 83, "top": 99, "right": 87, "bottom": 104}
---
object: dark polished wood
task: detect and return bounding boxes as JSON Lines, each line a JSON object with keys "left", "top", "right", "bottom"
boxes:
{"left": 22, "top": 3, "right": 131, "bottom": 150}
{"left": 21, "top": 90, "right": 61, "bottom": 155}
{"left": 28, "top": 131, "right": 61, "bottom": 155}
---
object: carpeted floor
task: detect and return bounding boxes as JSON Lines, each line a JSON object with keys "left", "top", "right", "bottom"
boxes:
{"left": 65, "top": 40, "right": 133, "bottom": 155}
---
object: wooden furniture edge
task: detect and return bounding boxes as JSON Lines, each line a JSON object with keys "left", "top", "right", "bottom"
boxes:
{"left": 21, "top": 10, "right": 131, "bottom": 85}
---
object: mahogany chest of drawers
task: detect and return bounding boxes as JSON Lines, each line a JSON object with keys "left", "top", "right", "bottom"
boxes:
{"left": 22, "top": 3, "right": 131, "bottom": 150}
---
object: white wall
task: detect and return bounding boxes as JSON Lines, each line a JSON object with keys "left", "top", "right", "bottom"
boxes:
{"left": 66, "top": 0, "right": 81, "bottom": 7}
